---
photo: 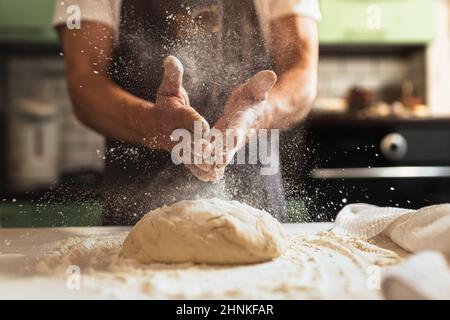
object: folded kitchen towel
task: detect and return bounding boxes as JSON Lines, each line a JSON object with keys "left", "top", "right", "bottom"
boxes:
{"left": 332, "top": 203, "right": 450, "bottom": 300}
{"left": 332, "top": 203, "right": 411, "bottom": 239}
{"left": 382, "top": 251, "right": 450, "bottom": 300}
{"left": 332, "top": 203, "right": 450, "bottom": 255}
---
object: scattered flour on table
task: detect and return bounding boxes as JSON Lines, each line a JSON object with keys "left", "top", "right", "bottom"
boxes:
{"left": 34, "top": 231, "right": 404, "bottom": 299}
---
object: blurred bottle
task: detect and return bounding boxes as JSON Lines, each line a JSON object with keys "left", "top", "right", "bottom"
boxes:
{"left": 7, "top": 80, "right": 60, "bottom": 191}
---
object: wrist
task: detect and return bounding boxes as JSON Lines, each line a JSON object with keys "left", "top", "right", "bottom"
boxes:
{"left": 129, "top": 100, "right": 159, "bottom": 148}
{"left": 136, "top": 102, "right": 178, "bottom": 152}
{"left": 253, "top": 100, "right": 275, "bottom": 130}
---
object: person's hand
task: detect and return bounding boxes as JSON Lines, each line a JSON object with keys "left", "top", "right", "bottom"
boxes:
{"left": 144, "top": 56, "right": 213, "bottom": 179}
{"left": 196, "top": 70, "right": 277, "bottom": 182}
{"left": 148, "top": 56, "right": 209, "bottom": 151}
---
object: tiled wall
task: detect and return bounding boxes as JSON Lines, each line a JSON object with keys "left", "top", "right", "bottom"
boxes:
{"left": 6, "top": 56, "right": 104, "bottom": 174}
{"left": 317, "top": 51, "right": 426, "bottom": 102}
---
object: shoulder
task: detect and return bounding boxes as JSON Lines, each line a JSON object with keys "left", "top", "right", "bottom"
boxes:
{"left": 255, "top": 0, "right": 322, "bottom": 21}
{"left": 52, "top": 0, "right": 122, "bottom": 31}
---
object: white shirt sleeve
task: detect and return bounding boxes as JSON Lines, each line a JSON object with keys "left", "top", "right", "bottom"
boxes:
{"left": 52, "top": 0, "right": 121, "bottom": 32}
{"left": 255, "top": 0, "right": 321, "bottom": 45}
{"left": 52, "top": 0, "right": 320, "bottom": 44}
{"left": 255, "top": 0, "right": 322, "bottom": 22}
{"left": 52, "top": 0, "right": 321, "bottom": 28}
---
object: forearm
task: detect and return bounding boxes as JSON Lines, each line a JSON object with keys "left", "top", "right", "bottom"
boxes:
{"left": 58, "top": 22, "right": 166, "bottom": 150}
{"left": 67, "top": 71, "right": 158, "bottom": 148}
{"left": 256, "top": 15, "right": 318, "bottom": 131}
{"left": 259, "top": 66, "right": 317, "bottom": 130}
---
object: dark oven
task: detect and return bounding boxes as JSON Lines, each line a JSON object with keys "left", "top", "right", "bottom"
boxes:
{"left": 298, "top": 116, "right": 450, "bottom": 221}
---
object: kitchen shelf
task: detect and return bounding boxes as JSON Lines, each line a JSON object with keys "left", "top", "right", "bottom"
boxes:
{"left": 307, "top": 113, "right": 450, "bottom": 127}
{"left": 319, "top": 44, "right": 425, "bottom": 57}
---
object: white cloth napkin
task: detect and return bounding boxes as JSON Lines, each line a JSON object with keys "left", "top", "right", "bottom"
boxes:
{"left": 331, "top": 203, "right": 450, "bottom": 299}
{"left": 332, "top": 203, "right": 450, "bottom": 254}
{"left": 382, "top": 251, "right": 450, "bottom": 300}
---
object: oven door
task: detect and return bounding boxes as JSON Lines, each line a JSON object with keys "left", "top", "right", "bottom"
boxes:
{"left": 299, "top": 117, "right": 450, "bottom": 221}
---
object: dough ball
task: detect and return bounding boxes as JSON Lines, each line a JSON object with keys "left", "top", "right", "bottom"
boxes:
{"left": 121, "top": 198, "right": 287, "bottom": 265}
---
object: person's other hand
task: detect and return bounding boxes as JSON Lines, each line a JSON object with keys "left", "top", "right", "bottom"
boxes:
{"left": 196, "top": 70, "right": 277, "bottom": 182}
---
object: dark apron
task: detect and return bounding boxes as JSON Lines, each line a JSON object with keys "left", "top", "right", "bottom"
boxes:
{"left": 103, "top": 0, "right": 287, "bottom": 225}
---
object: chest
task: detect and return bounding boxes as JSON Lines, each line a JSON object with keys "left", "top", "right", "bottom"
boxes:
{"left": 111, "top": 0, "right": 271, "bottom": 121}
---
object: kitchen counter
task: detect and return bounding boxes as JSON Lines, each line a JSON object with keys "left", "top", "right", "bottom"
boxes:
{"left": 0, "top": 223, "right": 331, "bottom": 269}
{"left": 0, "top": 223, "right": 405, "bottom": 300}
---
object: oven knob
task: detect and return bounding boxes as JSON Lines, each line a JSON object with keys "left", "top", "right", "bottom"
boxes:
{"left": 380, "top": 133, "right": 408, "bottom": 160}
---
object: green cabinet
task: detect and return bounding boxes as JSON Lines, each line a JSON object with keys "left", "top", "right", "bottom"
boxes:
{"left": 0, "top": 0, "right": 439, "bottom": 45}
{"left": 0, "top": 0, "right": 57, "bottom": 44}
{"left": 0, "top": 201, "right": 102, "bottom": 228}
{"left": 318, "top": 0, "right": 437, "bottom": 44}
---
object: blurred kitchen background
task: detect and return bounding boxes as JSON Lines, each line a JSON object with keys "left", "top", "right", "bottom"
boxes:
{"left": 0, "top": 0, "right": 449, "bottom": 227}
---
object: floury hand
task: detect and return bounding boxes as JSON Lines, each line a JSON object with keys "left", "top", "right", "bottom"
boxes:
{"left": 192, "top": 70, "right": 278, "bottom": 182}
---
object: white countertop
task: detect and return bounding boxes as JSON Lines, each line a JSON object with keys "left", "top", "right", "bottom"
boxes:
{"left": 0, "top": 223, "right": 337, "bottom": 299}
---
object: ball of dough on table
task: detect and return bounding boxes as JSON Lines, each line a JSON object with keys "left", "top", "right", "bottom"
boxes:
{"left": 121, "top": 198, "right": 287, "bottom": 265}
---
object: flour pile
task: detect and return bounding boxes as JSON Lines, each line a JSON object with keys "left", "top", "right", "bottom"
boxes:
{"left": 31, "top": 199, "right": 411, "bottom": 299}
{"left": 35, "top": 230, "right": 403, "bottom": 299}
